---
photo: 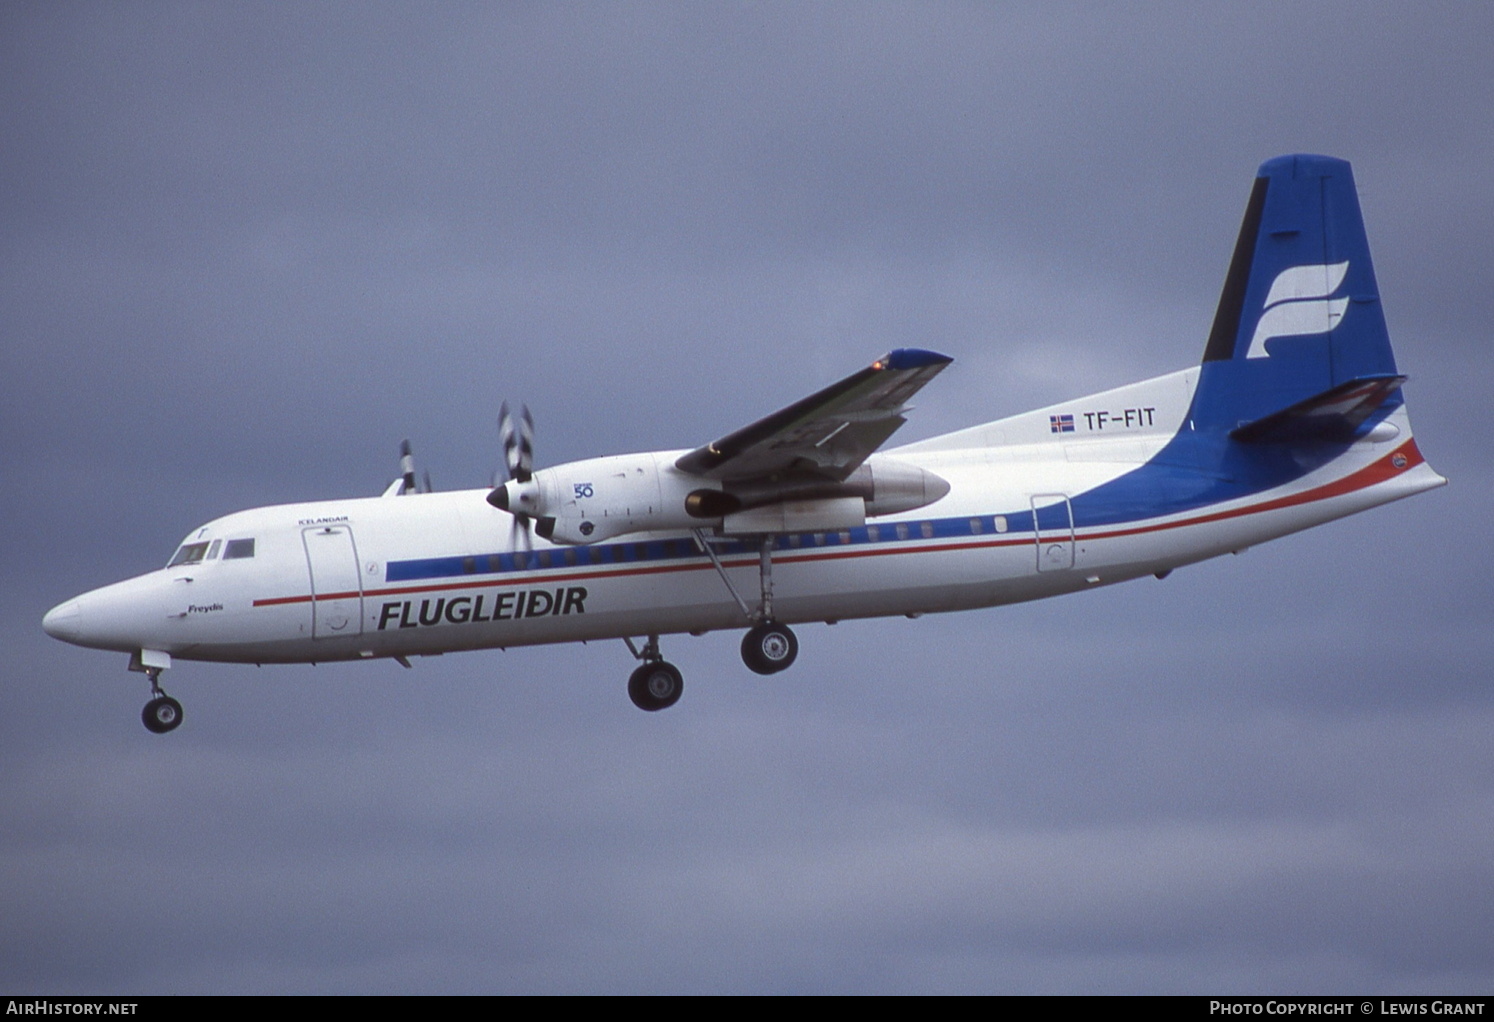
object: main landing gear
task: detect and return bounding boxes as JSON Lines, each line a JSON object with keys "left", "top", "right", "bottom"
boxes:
{"left": 620, "top": 534, "right": 803, "bottom": 712}
{"left": 141, "top": 667, "right": 183, "bottom": 734}
{"left": 741, "top": 620, "right": 798, "bottom": 675}
{"left": 712, "top": 533, "right": 798, "bottom": 675}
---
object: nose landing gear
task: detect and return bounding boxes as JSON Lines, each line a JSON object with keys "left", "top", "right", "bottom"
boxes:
{"left": 140, "top": 666, "right": 183, "bottom": 734}
{"left": 623, "top": 634, "right": 683, "bottom": 712}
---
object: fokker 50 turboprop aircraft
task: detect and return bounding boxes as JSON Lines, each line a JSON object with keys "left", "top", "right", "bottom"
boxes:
{"left": 45, "top": 155, "right": 1446, "bottom": 732}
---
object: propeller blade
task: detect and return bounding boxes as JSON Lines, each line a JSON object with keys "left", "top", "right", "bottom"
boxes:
{"left": 399, "top": 439, "right": 416, "bottom": 495}
{"left": 509, "top": 511, "right": 532, "bottom": 569}
{"left": 498, "top": 401, "right": 534, "bottom": 484}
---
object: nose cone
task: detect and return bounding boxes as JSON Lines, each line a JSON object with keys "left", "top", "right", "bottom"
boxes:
{"left": 487, "top": 479, "right": 543, "bottom": 515}
{"left": 42, "top": 599, "right": 84, "bottom": 644}
{"left": 42, "top": 575, "right": 165, "bottom": 653}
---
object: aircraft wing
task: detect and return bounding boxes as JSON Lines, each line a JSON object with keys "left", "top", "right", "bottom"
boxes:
{"left": 675, "top": 348, "right": 953, "bottom": 482}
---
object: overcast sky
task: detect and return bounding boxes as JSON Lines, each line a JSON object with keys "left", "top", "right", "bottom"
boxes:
{"left": 3, "top": 2, "right": 1491, "bottom": 994}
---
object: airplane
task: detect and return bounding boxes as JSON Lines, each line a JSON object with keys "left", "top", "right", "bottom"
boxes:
{"left": 43, "top": 154, "right": 1447, "bottom": 732}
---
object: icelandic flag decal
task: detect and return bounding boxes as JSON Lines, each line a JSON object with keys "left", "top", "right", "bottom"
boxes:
{"left": 1050, "top": 414, "right": 1075, "bottom": 434}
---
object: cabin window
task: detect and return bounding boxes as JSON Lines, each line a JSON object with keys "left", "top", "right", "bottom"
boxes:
{"left": 969, "top": 518, "right": 983, "bottom": 535}
{"left": 168, "top": 541, "right": 212, "bottom": 567}
{"left": 921, "top": 522, "right": 934, "bottom": 539}
{"left": 223, "top": 538, "right": 255, "bottom": 560}
{"left": 895, "top": 523, "right": 909, "bottom": 541}
{"left": 993, "top": 515, "right": 1008, "bottom": 534}
{"left": 866, "top": 524, "right": 880, "bottom": 542}
{"left": 564, "top": 549, "right": 577, "bottom": 566}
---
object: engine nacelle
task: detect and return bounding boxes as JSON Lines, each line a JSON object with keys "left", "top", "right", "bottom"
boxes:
{"left": 488, "top": 451, "right": 949, "bottom": 545}
{"left": 489, "top": 451, "right": 704, "bottom": 545}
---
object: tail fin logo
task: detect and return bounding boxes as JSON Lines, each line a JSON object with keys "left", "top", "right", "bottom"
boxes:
{"left": 1246, "top": 261, "right": 1350, "bottom": 359}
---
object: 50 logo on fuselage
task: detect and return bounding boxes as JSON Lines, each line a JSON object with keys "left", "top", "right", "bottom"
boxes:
{"left": 376, "top": 587, "right": 588, "bottom": 631}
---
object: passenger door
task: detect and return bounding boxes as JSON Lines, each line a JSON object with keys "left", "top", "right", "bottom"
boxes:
{"left": 302, "top": 525, "right": 364, "bottom": 638}
{"left": 1030, "top": 494, "right": 1074, "bottom": 572}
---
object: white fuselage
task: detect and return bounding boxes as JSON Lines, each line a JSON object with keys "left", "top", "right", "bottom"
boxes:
{"left": 42, "top": 370, "right": 1443, "bottom": 668}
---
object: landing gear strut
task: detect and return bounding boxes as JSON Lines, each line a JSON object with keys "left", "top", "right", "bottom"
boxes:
{"left": 140, "top": 667, "right": 183, "bottom": 734}
{"left": 623, "top": 634, "right": 683, "bottom": 712}
{"left": 691, "top": 530, "right": 801, "bottom": 675}
{"left": 742, "top": 538, "right": 797, "bottom": 673}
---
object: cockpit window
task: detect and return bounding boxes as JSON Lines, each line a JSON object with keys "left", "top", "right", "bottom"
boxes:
{"left": 223, "top": 538, "right": 256, "bottom": 560}
{"left": 168, "top": 541, "right": 212, "bottom": 567}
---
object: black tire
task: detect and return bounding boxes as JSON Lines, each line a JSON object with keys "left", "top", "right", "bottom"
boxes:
{"left": 628, "top": 661, "right": 684, "bottom": 712}
{"left": 142, "top": 696, "right": 183, "bottom": 734}
{"left": 741, "top": 621, "right": 798, "bottom": 675}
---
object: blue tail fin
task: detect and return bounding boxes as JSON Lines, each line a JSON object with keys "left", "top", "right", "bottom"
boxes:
{"left": 1191, "top": 155, "right": 1400, "bottom": 433}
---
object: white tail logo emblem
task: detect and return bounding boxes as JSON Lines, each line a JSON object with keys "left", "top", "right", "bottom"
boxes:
{"left": 1247, "top": 261, "right": 1350, "bottom": 359}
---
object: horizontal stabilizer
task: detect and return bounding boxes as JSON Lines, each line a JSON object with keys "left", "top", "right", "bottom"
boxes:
{"left": 1229, "top": 374, "right": 1405, "bottom": 445}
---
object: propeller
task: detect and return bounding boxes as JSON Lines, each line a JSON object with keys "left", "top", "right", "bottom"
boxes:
{"left": 491, "top": 402, "right": 537, "bottom": 564}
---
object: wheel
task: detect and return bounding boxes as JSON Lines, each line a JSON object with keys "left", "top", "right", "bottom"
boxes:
{"left": 741, "top": 621, "right": 798, "bottom": 675}
{"left": 142, "top": 696, "right": 183, "bottom": 734}
{"left": 628, "top": 661, "right": 684, "bottom": 712}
